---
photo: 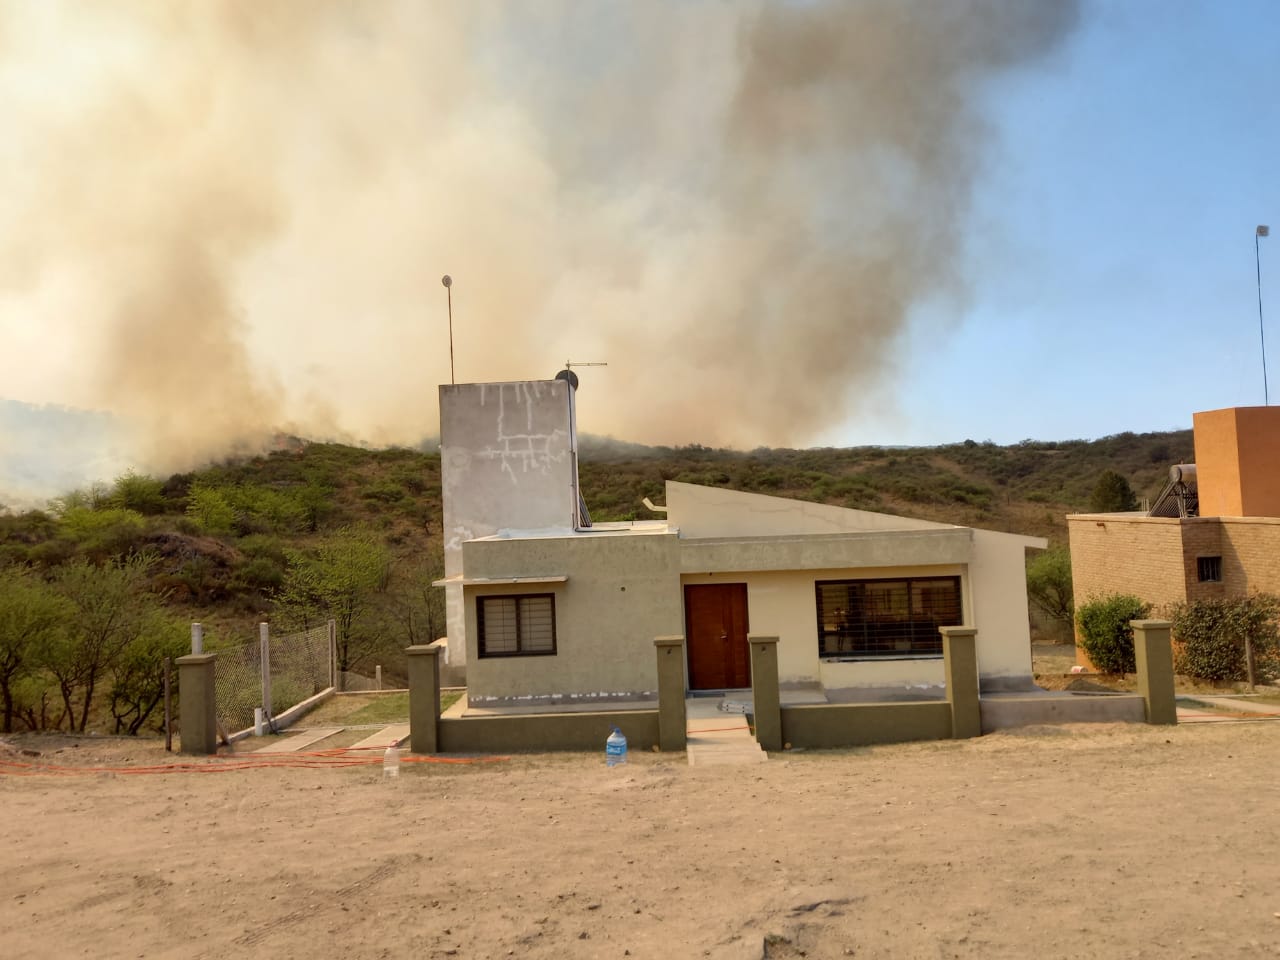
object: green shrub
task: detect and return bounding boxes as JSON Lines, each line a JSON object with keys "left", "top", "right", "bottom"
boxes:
{"left": 231, "top": 556, "right": 286, "bottom": 595}
{"left": 1171, "top": 595, "right": 1280, "bottom": 682}
{"left": 58, "top": 507, "right": 148, "bottom": 560}
{"left": 110, "top": 472, "right": 167, "bottom": 515}
{"left": 186, "top": 484, "right": 237, "bottom": 535}
{"left": 1076, "top": 594, "right": 1150, "bottom": 674}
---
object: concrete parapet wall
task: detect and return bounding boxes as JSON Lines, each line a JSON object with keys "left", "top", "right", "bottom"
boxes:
{"left": 779, "top": 701, "right": 952, "bottom": 749}
{"left": 979, "top": 694, "right": 1146, "bottom": 732}
{"left": 438, "top": 709, "right": 659, "bottom": 753}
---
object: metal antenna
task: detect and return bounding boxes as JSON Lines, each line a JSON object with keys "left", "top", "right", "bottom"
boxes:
{"left": 1258, "top": 226, "right": 1270, "bottom": 405}
{"left": 565, "top": 360, "right": 607, "bottom": 370}
{"left": 442, "top": 275, "right": 455, "bottom": 385}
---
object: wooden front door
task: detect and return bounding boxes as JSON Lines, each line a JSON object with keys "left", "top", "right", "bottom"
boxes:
{"left": 684, "top": 583, "right": 750, "bottom": 690}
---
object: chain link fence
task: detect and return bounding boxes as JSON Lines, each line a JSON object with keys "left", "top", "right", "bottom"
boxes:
{"left": 268, "top": 623, "right": 333, "bottom": 712}
{"left": 207, "top": 621, "right": 335, "bottom": 736}
{"left": 337, "top": 670, "right": 382, "bottom": 692}
{"left": 212, "top": 636, "right": 264, "bottom": 736}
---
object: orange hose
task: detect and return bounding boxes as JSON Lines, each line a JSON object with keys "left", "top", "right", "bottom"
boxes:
{"left": 0, "top": 747, "right": 509, "bottom": 777}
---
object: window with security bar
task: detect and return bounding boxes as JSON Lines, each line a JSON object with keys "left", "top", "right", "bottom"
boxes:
{"left": 815, "top": 576, "right": 962, "bottom": 658}
{"left": 477, "top": 594, "right": 557, "bottom": 658}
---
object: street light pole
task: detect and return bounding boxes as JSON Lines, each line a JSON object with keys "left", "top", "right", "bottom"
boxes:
{"left": 1258, "top": 225, "right": 1270, "bottom": 405}
{"left": 442, "top": 274, "right": 455, "bottom": 385}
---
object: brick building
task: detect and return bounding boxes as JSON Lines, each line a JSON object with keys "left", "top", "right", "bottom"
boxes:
{"left": 1068, "top": 407, "right": 1280, "bottom": 629}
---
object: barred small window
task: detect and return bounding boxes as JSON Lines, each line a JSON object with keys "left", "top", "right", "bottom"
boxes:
{"left": 815, "top": 576, "right": 962, "bottom": 659}
{"left": 1197, "top": 556, "right": 1222, "bottom": 583}
{"left": 478, "top": 594, "right": 557, "bottom": 658}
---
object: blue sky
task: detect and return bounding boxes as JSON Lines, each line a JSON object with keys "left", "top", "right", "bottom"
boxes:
{"left": 831, "top": 0, "right": 1280, "bottom": 446}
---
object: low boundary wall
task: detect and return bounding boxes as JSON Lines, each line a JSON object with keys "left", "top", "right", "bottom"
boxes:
{"left": 780, "top": 701, "right": 953, "bottom": 750}
{"left": 439, "top": 710, "right": 659, "bottom": 754}
{"left": 400, "top": 622, "right": 1177, "bottom": 757}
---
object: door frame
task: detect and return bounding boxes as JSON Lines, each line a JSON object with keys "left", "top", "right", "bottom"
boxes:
{"left": 683, "top": 582, "right": 751, "bottom": 691}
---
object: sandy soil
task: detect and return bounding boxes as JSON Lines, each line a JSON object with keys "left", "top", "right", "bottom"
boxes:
{"left": 3, "top": 722, "right": 1280, "bottom": 960}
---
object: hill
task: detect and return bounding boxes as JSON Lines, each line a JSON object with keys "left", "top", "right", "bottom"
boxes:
{"left": 1, "top": 425, "right": 1192, "bottom": 615}
{"left": 578, "top": 428, "right": 1193, "bottom": 539}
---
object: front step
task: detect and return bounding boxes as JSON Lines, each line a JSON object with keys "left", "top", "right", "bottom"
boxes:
{"left": 685, "top": 697, "right": 767, "bottom": 766}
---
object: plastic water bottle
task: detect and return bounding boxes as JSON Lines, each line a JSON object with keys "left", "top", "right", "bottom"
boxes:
{"left": 605, "top": 727, "right": 627, "bottom": 767}
{"left": 383, "top": 739, "right": 401, "bottom": 778}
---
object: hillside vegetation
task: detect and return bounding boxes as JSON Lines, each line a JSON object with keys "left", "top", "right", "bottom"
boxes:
{"left": 0, "top": 427, "right": 1190, "bottom": 733}
{"left": 578, "top": 428, "right": 1191, "bottom": 536}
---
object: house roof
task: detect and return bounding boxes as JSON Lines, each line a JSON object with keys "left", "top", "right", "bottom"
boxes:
{"left": 664, "top": 481, "right": 1046, "bottom": 548}
{"left": 449, "top": 482, "right": 1045, "bottom": 551}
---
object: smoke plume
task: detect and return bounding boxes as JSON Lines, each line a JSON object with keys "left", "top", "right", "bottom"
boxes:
{"left": 0, "top": 0, "right": 1079, "bottom": 484}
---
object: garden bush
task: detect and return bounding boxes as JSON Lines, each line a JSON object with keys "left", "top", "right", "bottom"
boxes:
{"left": 1171, "top": 595, "right": 1280, "bottom": 682}
{"left": 1076, "top": 594, "right": 1150, "bottom": 674}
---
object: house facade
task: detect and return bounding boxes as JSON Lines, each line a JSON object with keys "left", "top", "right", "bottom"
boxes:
{"left": 1068, "top": 406, "right": 1280, "bottom": 620}
{"left": 438, "top": 378, "right": 1046, "bottom": 705}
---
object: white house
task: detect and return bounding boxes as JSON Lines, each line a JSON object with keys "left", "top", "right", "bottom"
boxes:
{"left": 436, "top": 378, "right": 1045, "bottom": 705}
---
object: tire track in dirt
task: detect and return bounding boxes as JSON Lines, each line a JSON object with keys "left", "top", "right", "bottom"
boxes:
{"left": 223, "top": 853, "right": 421, "bottom": 950}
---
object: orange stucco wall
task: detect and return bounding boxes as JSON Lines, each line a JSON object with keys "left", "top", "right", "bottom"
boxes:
{"left": 1194, "top": 406, "right": 1280, "bottom": 518}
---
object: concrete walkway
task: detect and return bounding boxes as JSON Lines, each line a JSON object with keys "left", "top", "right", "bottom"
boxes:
{"left": 1176, "top": 695, "right": 1280, "bottom": 723}
{"left": 685, "top": 696, "right": 766, "bottom": 767}
{"left": 348, "top": 723, "right": 411, "bottom": 751}
{"left": 252, "top": 726, "right": 342, "bottom": 753}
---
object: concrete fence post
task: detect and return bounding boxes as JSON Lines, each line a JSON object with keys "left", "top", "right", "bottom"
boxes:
{"left": 940, "top": 627, "right": 981, "bottom": 739}
{"left": 748, "top": 636, "right": 782, "bottom": 752}
{"left": 1131, "top": 619, "right": 1177, "bottom": 725}
{"left": 176, "top": 653, "right": 218, "bottom": 755}
{"left": 407, "top": 645, "right": 441, "bottom": 754}
{"left": 654, "top": 636, "right": 687, "bottom": 752}
{"left": 259, "top": 622, "right": 271, "bottom": 722}
{"left": 328, "top": 619, "right": 337, "bottom": 689}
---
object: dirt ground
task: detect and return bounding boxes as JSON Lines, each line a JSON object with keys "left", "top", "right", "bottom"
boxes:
{"left": 4, "top": 721, "right": 1280, "bottom": 960}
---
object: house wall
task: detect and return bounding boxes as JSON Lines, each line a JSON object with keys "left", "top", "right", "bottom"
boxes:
{"left": 460, "top": 532, "right": 681, "bottom": 701}
{"left": 1219, "top": 517, "right": 1280, "bottom": 595}
{"left": 1067, "top": 515, "right": 1189, "bottom": 613}
{"left": 1180, "top": 519, "right": 1225, "bottom": 603}
{"left": 680, "top": 565, "right": 963, "bottom": 692}
{"left": 676, "top": 529, "right": 972, "bottom": 573}
{"left": 668, "top": 480, "right": 1040, "bottom": 691}
{"left": 1066, "top": 514, "right": 1280, "bottom": 613}
{"left": 968, "top": 529, "right": 1039, "bottom": 686}
{"left": 680, "top": 546, "right": 1033, "bottom": 694}
{"left": 440, "top": 380, "right": 579, "bottom": 668}
{"left": 1194, "top": 406, "right": 1280, "bottom": 518}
